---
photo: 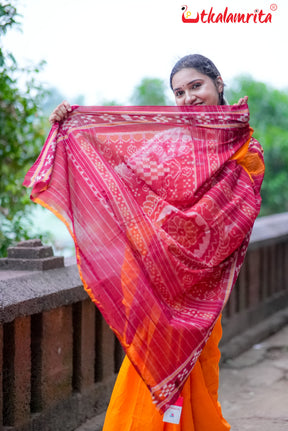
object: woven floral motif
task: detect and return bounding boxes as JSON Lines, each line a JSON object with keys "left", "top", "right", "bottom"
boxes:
{"left": 24, "top": 105, "right": 264, "bottom": 412}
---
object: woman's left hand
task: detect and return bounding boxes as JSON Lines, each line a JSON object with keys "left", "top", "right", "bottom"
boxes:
{"left": 234, "top": 96, "right": 248, "bottom": 106}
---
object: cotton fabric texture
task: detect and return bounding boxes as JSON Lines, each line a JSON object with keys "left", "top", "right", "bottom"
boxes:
{"left": 103, "top": 316, "right": 231, "bottom": 430}
{"left": 24, "top": 105, "right": 264, "bottom": 413}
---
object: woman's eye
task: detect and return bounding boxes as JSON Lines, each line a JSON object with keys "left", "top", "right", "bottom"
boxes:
{"left": 175, "top": 91, "right": 184, "bottom": 97}
{"left": 192, "top": 82, "right": 201, "bottom": 89}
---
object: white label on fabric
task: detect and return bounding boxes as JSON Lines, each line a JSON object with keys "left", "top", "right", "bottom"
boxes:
{"left": 163, "top": 397, "right": 183, "bottom": 424}
{"left": 163, "top": 405, "right": 182, "bottom": 424}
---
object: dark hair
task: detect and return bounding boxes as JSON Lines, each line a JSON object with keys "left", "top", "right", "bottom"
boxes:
{"left": 170, "top": 54, "right": 225, "bottom": 105}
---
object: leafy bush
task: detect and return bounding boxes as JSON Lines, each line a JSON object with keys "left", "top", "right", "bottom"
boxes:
{"left": 0, "top": 3, "right": 49, "bottom": 255}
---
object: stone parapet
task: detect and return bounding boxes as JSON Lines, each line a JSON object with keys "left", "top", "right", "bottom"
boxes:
{"left": 0, "top": 260, "right": 86, "bottom": 324}
{"left": 0, "top": 213, "right": 288, "bottom": 430}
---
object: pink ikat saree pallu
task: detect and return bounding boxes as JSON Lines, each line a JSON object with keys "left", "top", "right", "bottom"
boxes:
{"left": 24, "top": 105, "right": 264, "bottom": 412}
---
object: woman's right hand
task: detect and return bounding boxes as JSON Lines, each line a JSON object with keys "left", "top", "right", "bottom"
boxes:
{"left": 49, "top": 101, "right": 72, "bottom": 124}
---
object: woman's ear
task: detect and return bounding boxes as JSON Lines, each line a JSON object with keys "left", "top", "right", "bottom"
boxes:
{"left": 216, "top": 76, "right": 224, "bottom": 93}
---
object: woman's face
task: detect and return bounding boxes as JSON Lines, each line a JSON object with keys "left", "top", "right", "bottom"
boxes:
{"left": 171, "top": 67, "right": 224, "bottom": 106}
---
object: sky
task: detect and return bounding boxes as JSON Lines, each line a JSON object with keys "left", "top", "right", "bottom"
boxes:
{"left": 3, "top": 0, "right": 288, "bottom": 105}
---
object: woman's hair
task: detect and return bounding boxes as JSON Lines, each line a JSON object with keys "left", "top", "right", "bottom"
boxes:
{"left": 170, "top": 54, "right": 226, "bottom": 105}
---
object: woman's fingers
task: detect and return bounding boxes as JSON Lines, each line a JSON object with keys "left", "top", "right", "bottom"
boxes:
{"left": 234, "top": 95, "right": 248, "bottom": 106}
{"left": 49, "top": 101, "right": 72, "bottom": 124}
{"left": 62, "top": 101, "right": 71, "bottom": 111}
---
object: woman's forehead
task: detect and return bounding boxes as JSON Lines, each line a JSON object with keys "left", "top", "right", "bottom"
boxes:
{"left": 171, "top": 68, "right": 208, "bottom": 89}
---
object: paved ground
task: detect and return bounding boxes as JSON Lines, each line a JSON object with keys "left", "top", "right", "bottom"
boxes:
{"left": 219, "top": 324, "right": 288, "bottom": 430}
{"left": 75, "top": 324, "right": 288, "bottom": 430}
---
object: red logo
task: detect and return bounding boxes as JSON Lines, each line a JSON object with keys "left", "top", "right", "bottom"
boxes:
{"left": 181, "top": 5, "right": 276, "bottom": 23}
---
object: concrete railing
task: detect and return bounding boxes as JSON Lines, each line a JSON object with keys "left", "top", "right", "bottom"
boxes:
{"left": 1, "top": 213, "right": 288, "bottom": 431}
{"left": 221, "top": 212, "right": 288, "bottom": 352}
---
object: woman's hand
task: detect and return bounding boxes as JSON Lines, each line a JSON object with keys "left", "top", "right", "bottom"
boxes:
{"left": 49, "top": 101, "right": 72, "bottom": 124}
{"left": 234, "top": 96, "right": 248, "bottom": 106}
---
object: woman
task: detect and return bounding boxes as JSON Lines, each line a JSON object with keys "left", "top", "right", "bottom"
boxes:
{"left": 46, "top": 54, "right": 262, "bottom": 431}
{"left": 49, "top": 55, "right": 248, "bottom": 123}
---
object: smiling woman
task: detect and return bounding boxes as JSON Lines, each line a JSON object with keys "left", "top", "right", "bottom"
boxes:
{"left": 100, "top": 58, "right": 252, "bottom": 431}
{"left": 170, "top": 54, "right": 225, "bottom": 106}
{"left": 171, "top": 68, "right": 224, "bottom": 106}
{"left": 27, "top": 54, "right": 264, "bottom": 431}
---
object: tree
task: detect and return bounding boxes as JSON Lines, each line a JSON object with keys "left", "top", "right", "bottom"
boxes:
{"left": 0, "top": 3, "right": 49, "bottom": 256}
{"left": 226, "top": 75, "right": 288, "bottom": 215}
{"left": 130, "top": 77, "right": 173, "bottom": 105}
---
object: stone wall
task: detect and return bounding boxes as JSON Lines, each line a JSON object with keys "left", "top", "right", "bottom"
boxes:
{"left": 1, "top": 213, "right": 288, "bottom": 431}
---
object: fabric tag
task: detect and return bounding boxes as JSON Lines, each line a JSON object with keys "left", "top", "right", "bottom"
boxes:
{"left": 163, "top": 397, "right": 183, "bottom": 424}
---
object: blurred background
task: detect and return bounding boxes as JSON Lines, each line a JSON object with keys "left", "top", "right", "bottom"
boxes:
{"left": 1, "top": 0, "right": 288, "bottom": 257}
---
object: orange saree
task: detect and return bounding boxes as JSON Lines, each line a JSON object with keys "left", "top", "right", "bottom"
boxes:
{"left": 103, "top": 317, "right": 230, "bottom": 431}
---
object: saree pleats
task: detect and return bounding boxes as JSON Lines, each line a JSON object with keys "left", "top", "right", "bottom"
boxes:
{"left": 103, "top": 317, "right": 230, "bottom": 431}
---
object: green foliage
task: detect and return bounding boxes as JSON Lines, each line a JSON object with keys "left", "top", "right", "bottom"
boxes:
{"left": 0, "top": 3, "right": 49, "bottom": 256}
{"left": 0, "top": 3, "right": 18, "bottom": 36}
{"left": 130, "top": 77, "right": 172, "bottom": 106}
{"left": 226, "top": 75, "right": 288, "bottom": 216}
{"left": 1, "top": 3, "right": 287, "bottom": 261}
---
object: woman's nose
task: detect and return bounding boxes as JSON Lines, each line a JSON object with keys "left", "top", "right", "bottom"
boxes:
{"left": 184, "top": 91, "right": 196, "bottom": 105}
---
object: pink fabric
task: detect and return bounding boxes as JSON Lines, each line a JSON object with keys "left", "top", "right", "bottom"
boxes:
{"left": 24, "top": 105, "right": 264, "bottom": 412}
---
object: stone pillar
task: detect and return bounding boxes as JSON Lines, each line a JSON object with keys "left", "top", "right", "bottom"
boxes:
{"left": 247, "top": 249, "right": 261, "bottom": 307}
{"left": 101, "top": 317, "right": 115, "bottom": 380}
{"left": 2, "top": 316, "right": 31, "bottom": 427}
{"left": 238, "top": 258, "right": 248, "bottom": 311}
{"left": 73, "top": 299, "right": 96, "bottom": 391}
{"left": 0, "top": 239, "right": 64, "bottom": 271}
{"left": 95, "top": 310, "right": 115, "bottom": 382}
{"left": 39, "top": 307, "right": 73, "bottom": 409}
